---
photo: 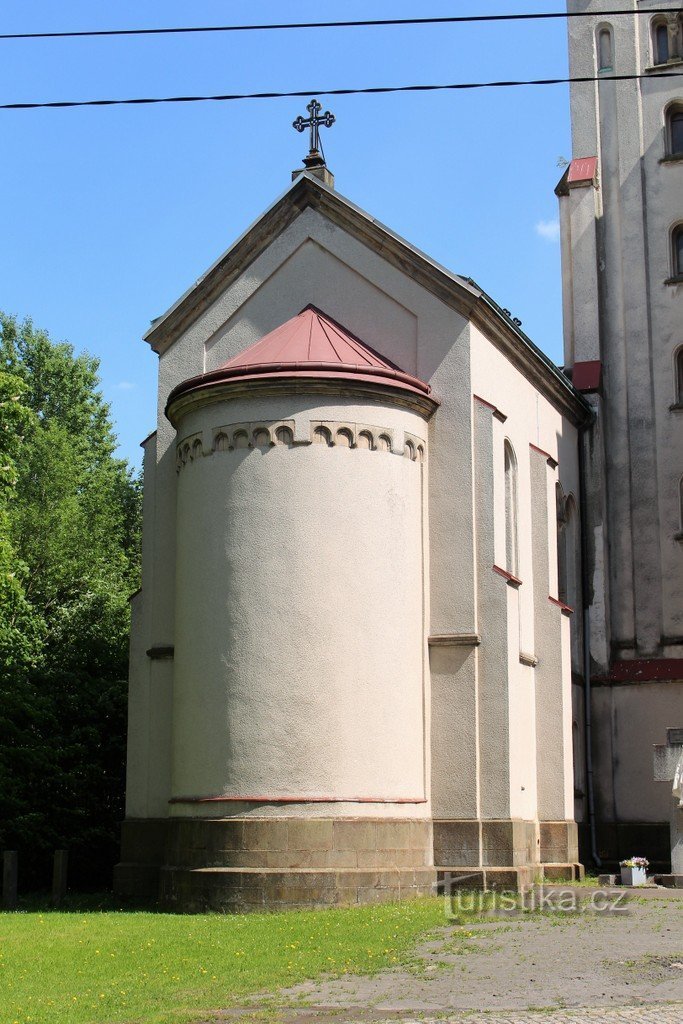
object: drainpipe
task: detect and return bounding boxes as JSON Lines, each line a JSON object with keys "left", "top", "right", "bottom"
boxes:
{"left": 578, "top": 421, "right": 602, "bottom": 868}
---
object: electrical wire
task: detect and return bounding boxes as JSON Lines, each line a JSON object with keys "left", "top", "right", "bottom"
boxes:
{"left": 1, "top": 9, "right": 682, "bottom": 42}
{"left": 1, "top": 72, "right": 680, "bottom": 111}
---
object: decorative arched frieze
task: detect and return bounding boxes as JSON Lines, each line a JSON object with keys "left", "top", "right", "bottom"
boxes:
{"left": 313, "top": 425, "right": 333, "bottom": 446}
{"left": 177, "top": 420, "right": 425, "bottom": 470}
{"left": 253, "top": 427, "right": 272, "bottom": 447}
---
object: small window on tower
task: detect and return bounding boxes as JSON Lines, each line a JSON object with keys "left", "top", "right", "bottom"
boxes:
{"left": 667, "top": 105, "right": 683, "bottom": 155}
{"left": 675, "top": 348, "right": 683, "bottom": 405}
{"left": 654, "top": 20, "right": 670, "bottom": 65}
{"left": 673, "top": 225, "right": 683, "bottom": 279}
{"left": 598, "top": 28, "right": 613, "bottom": 71}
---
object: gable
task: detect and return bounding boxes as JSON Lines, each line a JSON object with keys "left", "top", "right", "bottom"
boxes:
{"left": 147, "top": 172, "right": 590, "bottom": 427}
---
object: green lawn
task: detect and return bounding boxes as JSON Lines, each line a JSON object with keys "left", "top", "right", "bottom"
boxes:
{"left": 0, "top": 895, "right": 453, "bottom": 1024}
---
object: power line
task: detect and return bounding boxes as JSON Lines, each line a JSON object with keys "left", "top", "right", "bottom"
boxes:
{"left": 2, "top": 72, "right": 680, "bottom": 111}
{"left": 1, "top": 9, "right": 682, "bottom": 42}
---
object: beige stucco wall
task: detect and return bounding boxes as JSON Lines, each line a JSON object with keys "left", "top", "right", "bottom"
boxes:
{"left": 170, "top": 394, "right": 430, "bottom": 816}
{"left": 470, "top": 325, "right": 578, "bottom": 824}
{"left": 126, "top": 182, "right": 583, "bottom": 848}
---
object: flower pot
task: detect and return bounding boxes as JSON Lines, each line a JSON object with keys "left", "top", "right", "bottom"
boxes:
{"left": 620, "top": 866, "right": 647, "bottom": 886}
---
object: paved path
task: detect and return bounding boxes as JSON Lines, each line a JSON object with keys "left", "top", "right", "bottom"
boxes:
{"left": 252, "top": 888, "right": 683, "bottom": 1024}
{"left": 331, "top": 1009, "right": 683, "bottom": 1023}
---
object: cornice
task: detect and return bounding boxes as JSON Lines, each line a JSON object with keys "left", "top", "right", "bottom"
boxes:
{"left": 166, "top": 374, "right": 439, "bottom": 427}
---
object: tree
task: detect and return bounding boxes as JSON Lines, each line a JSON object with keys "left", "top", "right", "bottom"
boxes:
{"left": 0, "top": 314, "right": 141, "bottom": 889}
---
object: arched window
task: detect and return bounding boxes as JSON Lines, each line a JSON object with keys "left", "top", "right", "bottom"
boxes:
{"left": 598, "top": 27, "right": 613, "bottom": 71}
{"left": 675, "top": 348, "right": 683, "bottom": 405}
{"left": 504, "top": 441, "right": 519, "bottom": 577}
{"left": 673, "top": 225, "right": 683, "bottom": 278}
{"left": 667, "top": 104, "right": 683, "bottom": 155}
{"left": 654, "top": 19, "right": 670, "bottom": 65}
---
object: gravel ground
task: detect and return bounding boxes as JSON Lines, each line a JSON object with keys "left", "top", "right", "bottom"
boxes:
{"left": 219, "top": 886, "right": 683, "bottom": 1024}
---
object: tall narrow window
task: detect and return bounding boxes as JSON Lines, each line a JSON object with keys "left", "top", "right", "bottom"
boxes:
{"left": 556, "top": 484, "right": 568, "bottom": 602}
{"left": 504, "top": 441, "right": 519, "bottom": 577}
{"left": 679, "top": 477, "right": 683, "bottom": 531}
{"left": 670, "top": 106, "right": 683, "bottom": 155}
{"left": 676, "top": 349, "right": 683, "bottom": 404}
{"left": 655, "top": 21, "right": 670, "bottom": 64}
{"left": 673, "top": 225, "right": 683, "bottom": 278}
{"left": 598, "top": 28, "right": 613, "bottom": 71}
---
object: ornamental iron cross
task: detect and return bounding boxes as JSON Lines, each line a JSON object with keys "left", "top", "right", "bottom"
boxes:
{"left": 293, "top": 99, "right": 335, "bottom": 157}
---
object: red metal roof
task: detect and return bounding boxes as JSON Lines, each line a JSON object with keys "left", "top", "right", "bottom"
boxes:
{"left": 167, "top": 305, "right": 436, "bottom": 409}
{"left": 571, "top": 360, "right": 602, "bottom": 393}
{"left": 567, "top": 157, "right": 598, "bottom": 185}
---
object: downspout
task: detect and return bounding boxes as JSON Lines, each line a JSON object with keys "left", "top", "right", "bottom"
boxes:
{"left": 578, "top": 420, "right": 601, "bottom": 868}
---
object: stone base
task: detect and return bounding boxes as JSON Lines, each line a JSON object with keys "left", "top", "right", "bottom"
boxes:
{"left": 436, "top": 861, "right": 584, "bottom": 892}
{"left": 115, "top": 816, "right": 436, "bottom": 911}
{"left": 433, "top": 819, "right": 579, "bottom": 868}
{"left": 540, "top": 821, "right": 579, "bottom": 864}
{"left": 653, "top": 873, "right": 683, "bottom": 888}
{"left": 160, "top": 866, "right": 435, "bottom": 912}
{"left": 114, "top": 816, "right": 584, "bottom": 907}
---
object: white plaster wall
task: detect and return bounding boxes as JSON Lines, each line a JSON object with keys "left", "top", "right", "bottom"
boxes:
{"left": 470, "top": 325, "right": 579, "bottom": 823}
{"left": 125, "top": 432, "right": 173, "bottom": 817}
{"left": 133, "top": 204, "right": 477, "bottom": 827}
{"left": 156, "top": 210, "right": 475, "bottom": 644}
{"left": 171, "top": 394, "right": 429, "bottom": 815}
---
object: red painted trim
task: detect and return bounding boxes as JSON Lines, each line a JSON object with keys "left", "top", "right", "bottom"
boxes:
{"left": 529, "top": 443, "right": 559, "bottom": 469}
{"left": 473, "top": 394, "right": 507, "bottom": 422}
{"left": 594, "top": 659, "right": 683, "bottom": 684}
{"left": 493, "top": 564, "right": 523, "bottom": 587}
{"left": 169, "top": 794, "right": 428, "bottom": 805}
{"left": 548, "top": 595, "right": 574, "bottom": 615}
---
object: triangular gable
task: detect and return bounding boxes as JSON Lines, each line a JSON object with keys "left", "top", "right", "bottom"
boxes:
{"left": 144, "top": 171, "right": 590, "bottom": 426}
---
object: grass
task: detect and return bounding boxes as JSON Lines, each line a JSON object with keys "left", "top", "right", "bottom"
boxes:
{"left": 0, "top": 894, "right": 461, "bottom": 1024}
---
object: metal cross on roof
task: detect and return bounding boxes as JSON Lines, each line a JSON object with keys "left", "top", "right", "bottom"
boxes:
{"left": 293, "top": 99, "right": 335, "bottom": 158}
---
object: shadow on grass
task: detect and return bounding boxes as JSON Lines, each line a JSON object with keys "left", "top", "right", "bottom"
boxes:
{"left": 11, "top": 889, "right": 162, "bottom": 914}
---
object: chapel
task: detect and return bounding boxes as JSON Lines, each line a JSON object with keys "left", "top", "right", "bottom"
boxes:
{"left": 114, "top": 131, "right": 590, "bottom": 910}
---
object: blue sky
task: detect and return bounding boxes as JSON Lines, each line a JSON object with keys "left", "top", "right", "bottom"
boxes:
{"left": 0, "top": 1, "right": 572, "bottom": 468}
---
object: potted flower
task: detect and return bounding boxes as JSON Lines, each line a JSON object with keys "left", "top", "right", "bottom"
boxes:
{"left": 620, "top": 856, "right": 649, "bottom": 886}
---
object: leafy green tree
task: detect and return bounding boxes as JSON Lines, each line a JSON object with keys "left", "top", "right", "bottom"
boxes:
{"left": 0, "top": 314, "right": 141, "bottom": 888}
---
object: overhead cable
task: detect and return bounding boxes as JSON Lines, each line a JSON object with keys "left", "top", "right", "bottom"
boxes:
{"left": 2, "top": 72, "right": 680, "bottom": 111}
{"left": 1, "top": 9, "right": 681, "bottom": 42}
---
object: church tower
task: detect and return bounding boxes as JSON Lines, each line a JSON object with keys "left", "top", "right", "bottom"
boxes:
{"left": 557, "top": 1, "right": 683, "bottom": 866}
